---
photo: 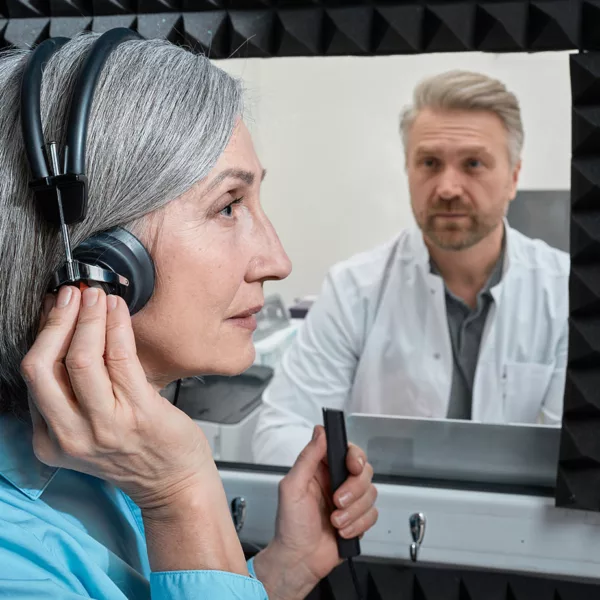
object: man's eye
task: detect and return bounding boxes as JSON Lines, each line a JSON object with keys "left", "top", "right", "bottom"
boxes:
{"left": 467, "top": 159, "right": 482, "bottom": 168}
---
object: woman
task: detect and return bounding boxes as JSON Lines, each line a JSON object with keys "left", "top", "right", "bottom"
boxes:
{"left": 0, "top": 33, "right": 378, "bottom": 599}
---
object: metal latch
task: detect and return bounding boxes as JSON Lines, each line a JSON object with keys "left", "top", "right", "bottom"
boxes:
{"left": 231, "top": 497, "right": 247, "bottom": 533}
{"left": 409, "top": 512, "right": 426, "bottom": 561}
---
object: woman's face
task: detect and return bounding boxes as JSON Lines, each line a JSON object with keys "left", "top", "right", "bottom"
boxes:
{"left": 132, "top": 121, "right": 292, "bottom": 388}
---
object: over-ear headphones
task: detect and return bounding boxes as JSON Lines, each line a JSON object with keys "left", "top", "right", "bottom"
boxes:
{"left": 20, "top": 28, "right": 155, "bottom": 315}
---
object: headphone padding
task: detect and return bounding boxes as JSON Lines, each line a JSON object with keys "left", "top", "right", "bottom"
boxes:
{"left": 73, "top": 226, "right": 155, "bottom": 315}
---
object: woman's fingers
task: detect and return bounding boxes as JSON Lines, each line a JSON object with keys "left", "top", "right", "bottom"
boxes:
{"left": 104, "top": 294, "right": 155, "bottom": 408}
{"left": 333, "top": 460, "right": 373, "bottom": 511}
{"left": 345, "top": 444, "right": 367, "bottom": 477}
{"left": 24, "top": 286, "right": 79, "bottom": 367}
{"left": 326, "top": 444, "right": 378, "bottom": 539}
{"left": 331, "top": 484, "right": 378, "bottom": 536}
{"left": 337, "top": 506, "right": 379, "bottom": 539}
{"left": 65, "top": 288, "right": 115, "bottom": 418}
{"left": 37, "top": 294, "right": 56, "bottom": 333}
{"left": 21, "top": 286, "right": 82, "bottom": 426}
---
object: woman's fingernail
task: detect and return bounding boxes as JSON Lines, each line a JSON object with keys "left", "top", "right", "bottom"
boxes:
{"left": 340, "top": 525, "right": 354, "bottom": 538}
{"left": 334, "top": 512, "right": 350, "bottom": 527}
{"left": 82, "top": 287, "right": 99, "bottom": 307}
{"left": 338, "top": 492, "right": 353, "bottom": 508}
{"left": 43, "top": 294, "right": 55, "bottom": 316}
{"left": 357, "top": 456, "right": 365, "bottom": 468}
{"left": 107, "top": 295, "right": 118, "bottom": 312}
{"left": 56, "top": 286, "right": 73, "bottom": 308}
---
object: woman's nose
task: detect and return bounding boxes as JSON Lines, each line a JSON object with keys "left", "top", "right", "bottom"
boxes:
{"left": 247, "top": 218, "right": 292, "bottom": 283}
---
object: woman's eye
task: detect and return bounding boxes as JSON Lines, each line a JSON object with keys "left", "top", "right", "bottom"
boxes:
{"left": 220, "top": 198, "right": 243, "bottom": 218}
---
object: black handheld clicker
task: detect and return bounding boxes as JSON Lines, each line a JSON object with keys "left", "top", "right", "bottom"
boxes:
{"left": 322, "top": 408, "right": 361, "bottom": 559}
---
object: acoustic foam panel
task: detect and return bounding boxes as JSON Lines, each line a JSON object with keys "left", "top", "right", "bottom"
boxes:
{"left": 0, "top": 0, "right": 594, "bottom": 55}
{"left": 557, "top": 51, "right": 600, "bottom": 511}
{"left": 302, "top": 560, "right": 600, "bottom": 599}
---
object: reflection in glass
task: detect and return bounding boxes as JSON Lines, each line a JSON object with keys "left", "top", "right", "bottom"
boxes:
{"left": 205, "top": 52, "right": 573, "bottom": 477}
{"left": 162, "top": 367, "right": 273, "bottom": 462}
{"left": 346, "top": 414, "right": 559, "bottom": 488}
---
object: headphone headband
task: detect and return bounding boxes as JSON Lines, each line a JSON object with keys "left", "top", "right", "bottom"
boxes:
{"left": 19, "top": 28, "right": 156, "bottom": 315}
{"left": 65, "top": 28, "right": 141, "bottom": 178}
{"left": 21, "top": 28, "right": 142, "bottom": 226}
{"left": 20, "top": 36, "right": 69, "bottom": 181}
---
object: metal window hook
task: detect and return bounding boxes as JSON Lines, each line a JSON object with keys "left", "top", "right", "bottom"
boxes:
{"left": 409, "top": 512, "right": 426, "bottom": 562}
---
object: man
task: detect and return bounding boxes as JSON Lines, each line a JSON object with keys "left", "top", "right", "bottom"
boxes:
{"left": 252, "top": 70, "right": 570, "bottom": 467}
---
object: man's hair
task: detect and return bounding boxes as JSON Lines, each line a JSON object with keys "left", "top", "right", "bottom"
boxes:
{"left": 0, "top": 34, "right": 243, "bottom": 416}
{"left": 399, "top": 69, "right": 524, "bottom": 167}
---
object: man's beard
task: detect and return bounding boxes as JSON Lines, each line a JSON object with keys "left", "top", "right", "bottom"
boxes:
{"left": 419, "top": 201, "right": 498, "bottom": 251}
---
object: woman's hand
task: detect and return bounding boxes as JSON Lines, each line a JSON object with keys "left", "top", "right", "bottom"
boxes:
{"left": 22, "top": 285, "right": 212, "bottom": 506}
{"left": 254, "top": 425, "right": 378, "bottom": 600}
{"left": 21, "top": 285, "right": 247, "bottom": 574}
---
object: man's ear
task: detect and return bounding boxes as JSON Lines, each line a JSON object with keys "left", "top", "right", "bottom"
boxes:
{"left": 508, "top": 158, "right": 522, "bottom": 202}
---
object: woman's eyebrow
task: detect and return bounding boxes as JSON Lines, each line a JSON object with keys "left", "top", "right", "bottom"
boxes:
{"left": 204, "top": 168, "right": 267, "bottom": 195}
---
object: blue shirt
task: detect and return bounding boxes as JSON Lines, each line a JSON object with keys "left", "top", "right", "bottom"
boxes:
{"left": 0, "top": 414, "right": 267, "bottom": 599}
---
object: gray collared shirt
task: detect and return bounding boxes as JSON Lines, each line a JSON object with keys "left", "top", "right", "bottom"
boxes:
{"left": 431, "top": 243, "right": 505, "bottom": 420}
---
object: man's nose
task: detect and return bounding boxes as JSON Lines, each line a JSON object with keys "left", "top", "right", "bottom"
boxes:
{"left": 436, "top": 167, "right": 463, "bottom": 199}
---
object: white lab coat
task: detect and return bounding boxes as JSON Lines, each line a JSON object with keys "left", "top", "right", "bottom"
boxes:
{"left": 252, "top": 223, "right": 570, "bottom": 466}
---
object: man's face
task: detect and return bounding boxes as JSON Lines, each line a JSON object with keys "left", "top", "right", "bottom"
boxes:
{"left": 406, "top": 107, "right": 521, "bottom": 251}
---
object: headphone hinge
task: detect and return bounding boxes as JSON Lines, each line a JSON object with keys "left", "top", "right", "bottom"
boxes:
{"left": 29, "top": 173, "right": 88, "bottom": 225}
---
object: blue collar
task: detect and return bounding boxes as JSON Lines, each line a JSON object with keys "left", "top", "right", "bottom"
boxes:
{"left": 0, "top": 414, "right": 60, "bottom": 500}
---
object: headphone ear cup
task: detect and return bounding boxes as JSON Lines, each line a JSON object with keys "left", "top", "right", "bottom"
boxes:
{"left": 73, "top": 226, "right": 155, "bottom": 315}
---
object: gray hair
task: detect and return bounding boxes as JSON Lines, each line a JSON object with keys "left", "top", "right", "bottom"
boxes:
{"left": 0, "top": 34, "right": 243, "bottom": 416}
{"left": 399, "top": 70, "right": 524, "bottom": 167}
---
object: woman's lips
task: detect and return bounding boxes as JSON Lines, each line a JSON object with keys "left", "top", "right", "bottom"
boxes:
{"left": 226, "top": 305, "right": 263, "bottom": 331}
{"left": 227, "top": 315, "right": 258, "bottom": 331}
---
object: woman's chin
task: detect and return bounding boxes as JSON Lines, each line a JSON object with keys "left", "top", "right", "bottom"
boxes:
{"left": 197, "top": 344, "right": 256, "bottom": 377}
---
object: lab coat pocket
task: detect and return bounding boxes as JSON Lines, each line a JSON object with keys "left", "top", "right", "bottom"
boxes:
{"left": 503, "top": 361, "right": 554, "bottom": 424}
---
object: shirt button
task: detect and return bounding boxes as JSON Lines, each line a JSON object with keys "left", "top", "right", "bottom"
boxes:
{"left": 434, "top": 353, "right": 441, "bottom": 360}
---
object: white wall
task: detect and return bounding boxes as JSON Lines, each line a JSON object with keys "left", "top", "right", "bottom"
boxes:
{"left": 215, "top": 52, "right": 573, "bottom": 305}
